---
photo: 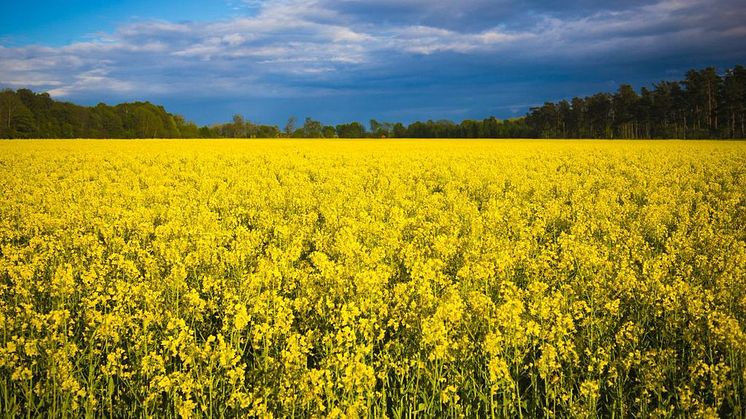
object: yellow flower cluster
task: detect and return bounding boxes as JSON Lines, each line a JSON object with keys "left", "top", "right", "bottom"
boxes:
{"left": 0, "top": 139, "right": 744, "bottom": 417}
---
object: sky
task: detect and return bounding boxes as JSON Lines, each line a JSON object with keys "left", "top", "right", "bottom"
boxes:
{"left": 1, "top": 0, "right": 746, "bottom": 126}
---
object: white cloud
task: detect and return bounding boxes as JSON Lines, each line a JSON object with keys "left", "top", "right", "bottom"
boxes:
{"left": 45, "top": 67, "right": 149, "bottom": 97}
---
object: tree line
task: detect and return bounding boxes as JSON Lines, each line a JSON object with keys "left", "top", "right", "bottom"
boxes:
{"left": 224, "top": 115, "right": 533, "bottom": 138}
{"left": 525, "top": 65, "right": 746, "bottom": 139}
{"left": 2, "top": 64, "right": 744, "bottom": 139}
{"left": 0, "top": 90, "right": 534, "bottom": 139}
{"left": 0, "top": 89, "right": 203, "bottom": 139}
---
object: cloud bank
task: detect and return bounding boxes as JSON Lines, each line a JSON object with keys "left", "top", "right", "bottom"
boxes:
{"left": 1, "top": 0, "right": 745, "bottom": 124}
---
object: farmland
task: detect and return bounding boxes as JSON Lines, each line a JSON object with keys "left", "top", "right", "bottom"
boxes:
{"left": 0, "top": 139, "right": 745, "bottom": 417}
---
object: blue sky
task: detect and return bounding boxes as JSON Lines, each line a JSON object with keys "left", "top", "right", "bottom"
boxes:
{"left": 2, "top": 0, "right": 746, "bottom": 126}
{"left": 0, "top": 1, "right": 238, "bottom": 46}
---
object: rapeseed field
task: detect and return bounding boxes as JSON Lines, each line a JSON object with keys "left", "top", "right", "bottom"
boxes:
{"left": 0, "top": 139, "right": 744, "bottom": 417}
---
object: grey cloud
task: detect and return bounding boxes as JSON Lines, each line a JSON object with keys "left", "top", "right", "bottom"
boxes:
{"left": 316, "top": 0, "right": 656, "bottom": 31}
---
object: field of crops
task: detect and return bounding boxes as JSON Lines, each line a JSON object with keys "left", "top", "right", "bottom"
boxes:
{"left": 0, "top": 139, "right": 744, "bottom": 417}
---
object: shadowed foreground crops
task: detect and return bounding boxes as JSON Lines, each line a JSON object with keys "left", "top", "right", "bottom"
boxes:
{"left": 0, "top": 140, "right": 744, "bottom": 417}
